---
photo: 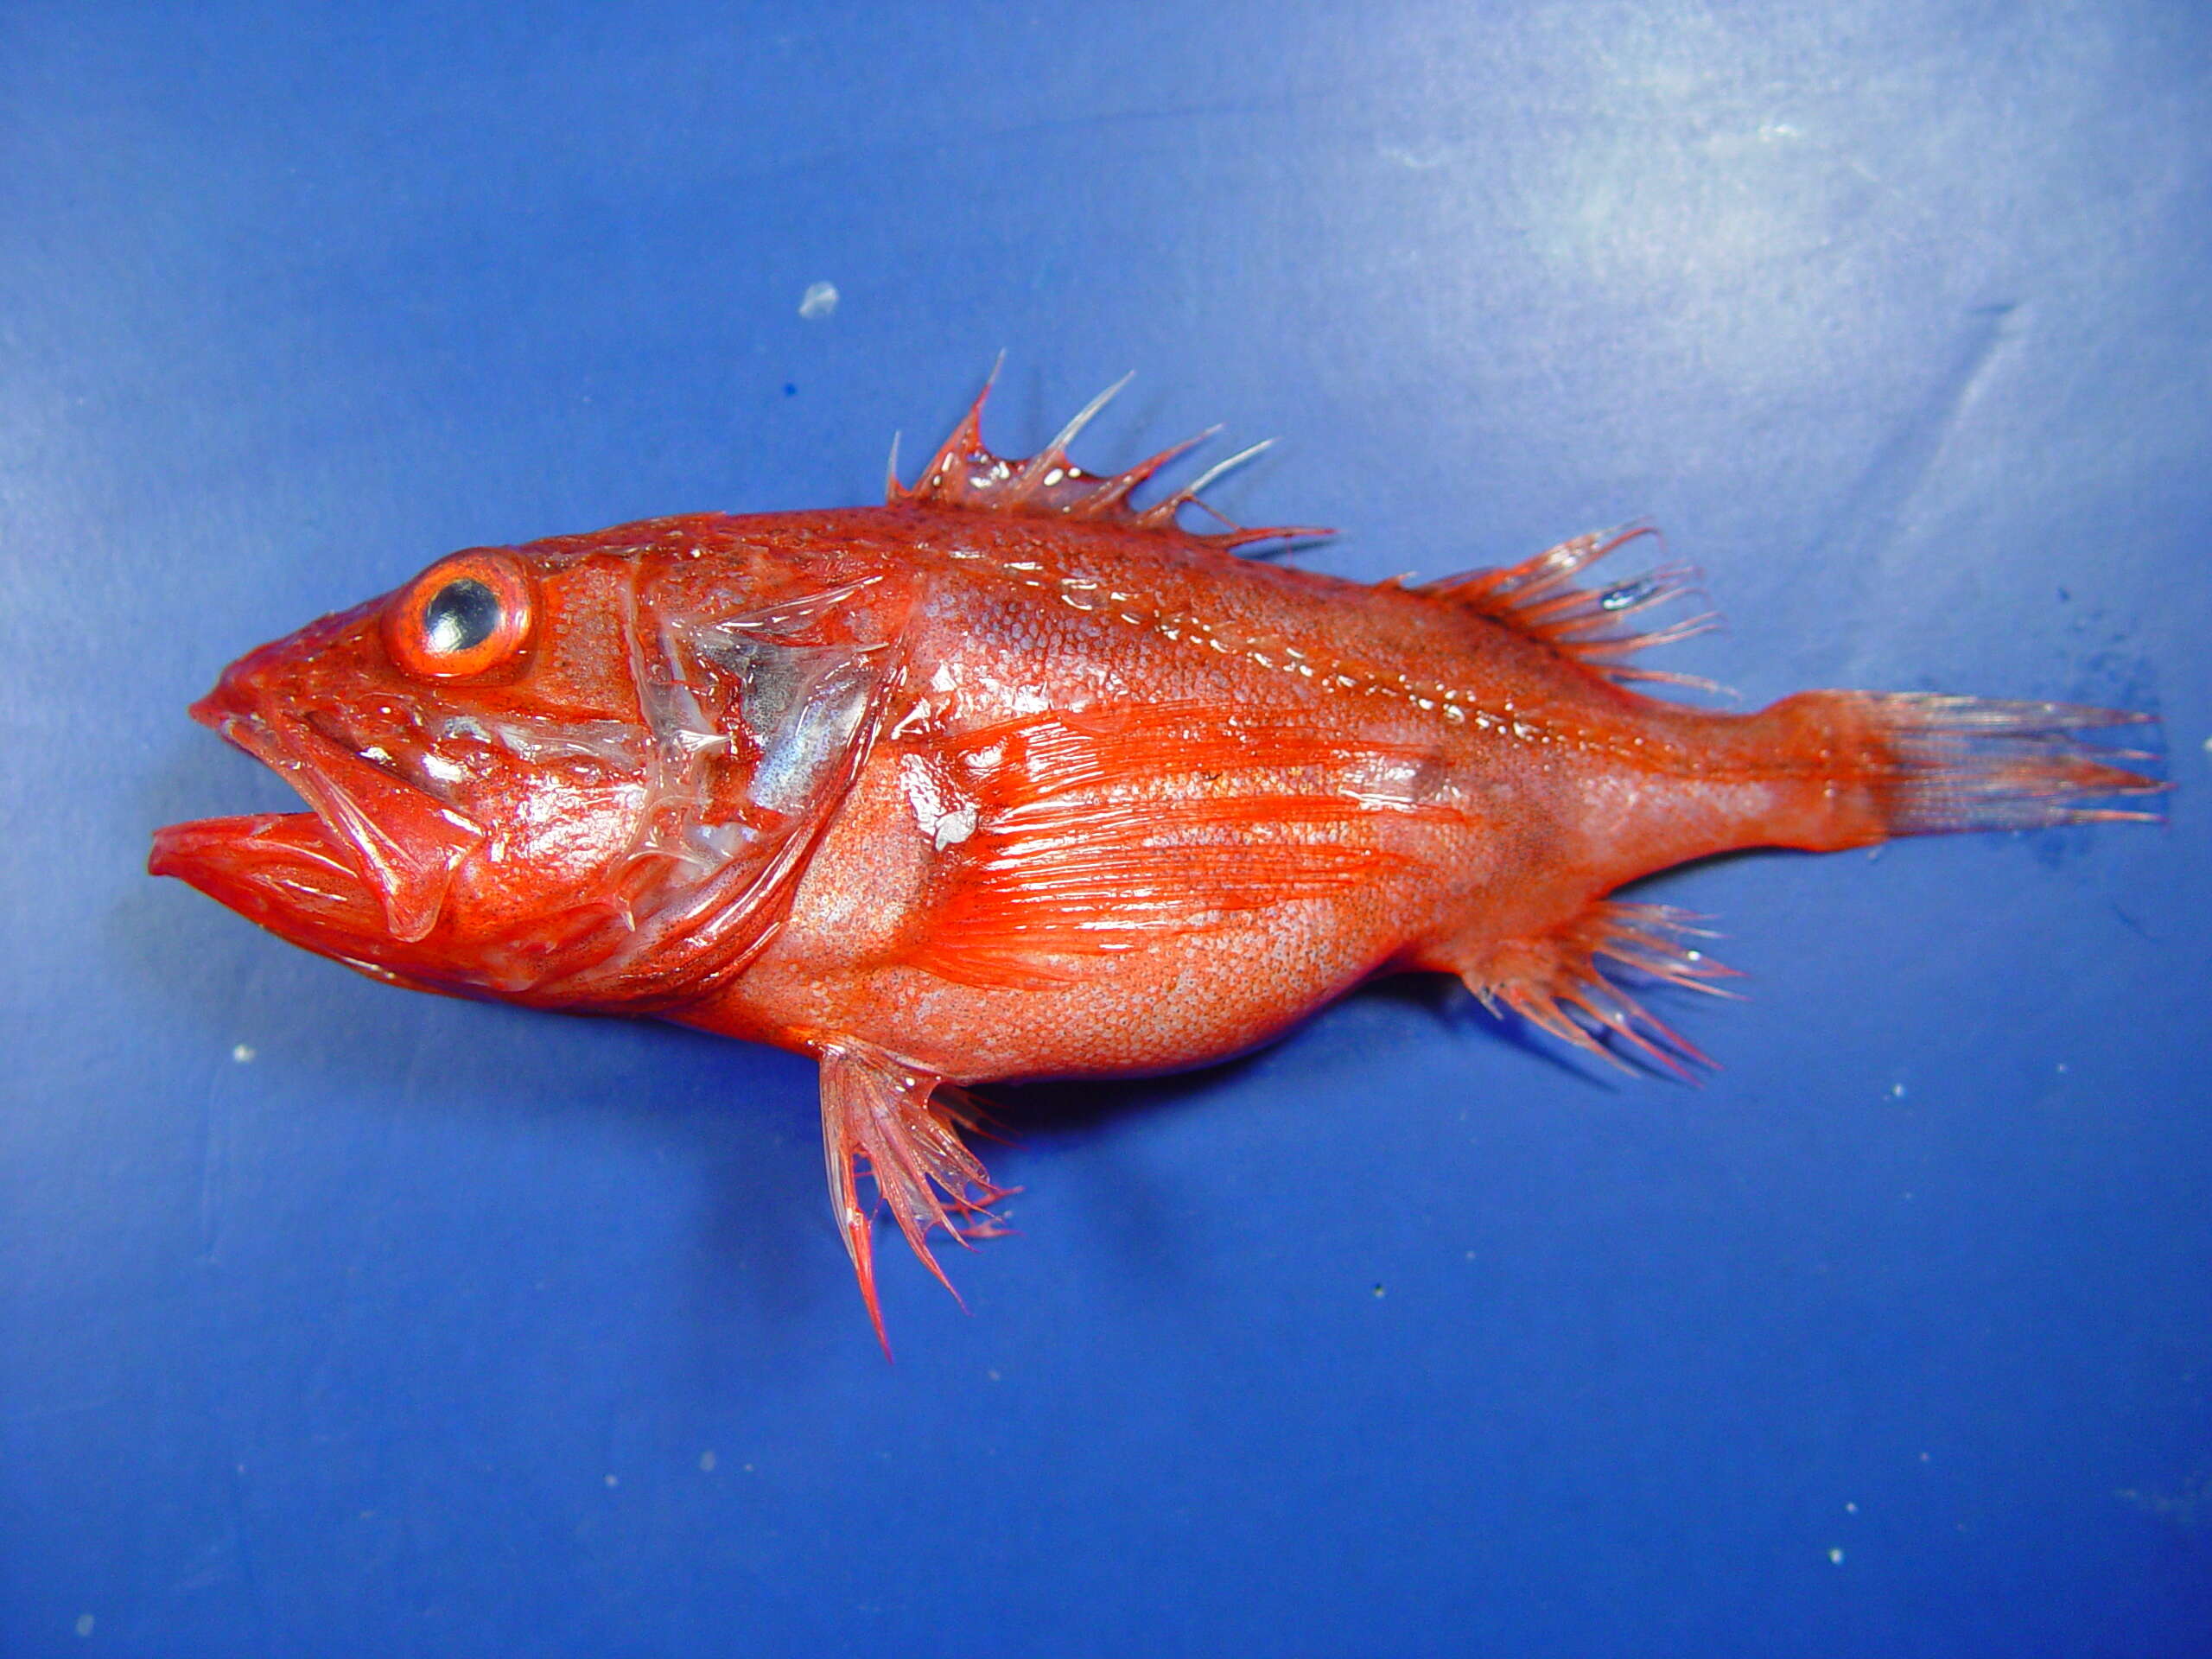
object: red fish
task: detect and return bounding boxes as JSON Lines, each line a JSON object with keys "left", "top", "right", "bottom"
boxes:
{"left": 150, "top": 375, "right": 2163, "bottom": 1345}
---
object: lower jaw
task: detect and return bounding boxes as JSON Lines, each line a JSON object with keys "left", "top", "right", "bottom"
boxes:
{"left": 149, "top": 810, "right": 398, "bottom": 963}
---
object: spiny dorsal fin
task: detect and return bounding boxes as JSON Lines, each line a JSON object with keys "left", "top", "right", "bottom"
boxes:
{"left": 887, "top": 368, "right": 1326, "bottom": 552}
{"left": 1421, "top": 527, "right": 1721, "bottom": 689}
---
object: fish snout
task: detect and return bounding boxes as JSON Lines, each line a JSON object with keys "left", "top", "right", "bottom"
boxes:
{"left": 167, "top": 641, "right": 489, "bottom": 949}
{"left": 188, "top": 601, "right": 383, "bottom": 729}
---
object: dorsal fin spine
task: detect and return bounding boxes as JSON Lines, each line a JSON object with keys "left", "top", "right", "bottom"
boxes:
{"left": 887, "top": 371, "right": 1325, "bottom": 553}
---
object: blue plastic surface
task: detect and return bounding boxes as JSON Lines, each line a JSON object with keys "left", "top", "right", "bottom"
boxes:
{"left": 4, "top": 3, "right": 2209, "bottom": 1654}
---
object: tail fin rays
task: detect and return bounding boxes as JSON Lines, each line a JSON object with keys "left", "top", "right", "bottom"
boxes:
{"left": 1848, "top": 694, "right": 2168, "bottom": 834}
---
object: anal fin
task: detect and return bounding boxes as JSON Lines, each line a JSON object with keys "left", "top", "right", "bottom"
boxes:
{"left": 817, "top": 1041, "right": 1013, "bottom": 1354}
{"left": 1460, "top": 901, "right": 1738, "bottom": 1077}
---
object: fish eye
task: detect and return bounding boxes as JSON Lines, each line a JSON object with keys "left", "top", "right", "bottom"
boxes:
{"left": 423, "top": 577, "right": 501, "bottom": 653}
{"left": 385, "top": 550, "right": 537, "bottom": 680}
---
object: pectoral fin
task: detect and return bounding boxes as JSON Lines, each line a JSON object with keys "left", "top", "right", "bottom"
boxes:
{"left": 901, "top": 703, "right": 1430, "bottom": 988}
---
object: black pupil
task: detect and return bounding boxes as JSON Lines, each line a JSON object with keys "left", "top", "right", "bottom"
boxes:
{"left": 423, "top": 577, "right": 501, "bottom": 655}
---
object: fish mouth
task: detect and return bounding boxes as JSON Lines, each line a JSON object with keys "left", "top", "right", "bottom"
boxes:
{"left": 150, "top": 690, "right": 486, "bottom": 954}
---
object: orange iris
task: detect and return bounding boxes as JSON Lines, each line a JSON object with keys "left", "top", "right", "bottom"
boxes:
{"left": 382, "top": 550, "right": 537, "bottom": 680}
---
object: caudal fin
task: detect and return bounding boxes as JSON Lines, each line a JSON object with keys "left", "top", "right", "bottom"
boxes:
{"left": 1819, "top": 693, "right": 2166, "bottom": 836}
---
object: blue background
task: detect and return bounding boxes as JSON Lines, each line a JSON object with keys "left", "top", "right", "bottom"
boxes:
{"left": 3, "top": 3, "right": 2208, "bottom": 1654}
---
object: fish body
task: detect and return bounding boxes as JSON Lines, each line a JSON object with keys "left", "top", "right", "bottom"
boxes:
{"left": 685, "top": 512, "right": 1829, "bottom": 1077}
{"left": 151, "top": 378, "right": 2161, "bottom": 1343}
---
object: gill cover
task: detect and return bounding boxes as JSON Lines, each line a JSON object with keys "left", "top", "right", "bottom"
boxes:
{"left": 512, "top": 571, "right": 906, "bottom": 1009}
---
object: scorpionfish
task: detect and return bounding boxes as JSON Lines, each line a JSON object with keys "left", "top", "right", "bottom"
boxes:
{"left": 150, "top": 375, "right": 2162, "bottom": 1344}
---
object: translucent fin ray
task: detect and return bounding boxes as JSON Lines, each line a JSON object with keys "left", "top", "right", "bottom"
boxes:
{"left": 818, "top": 1042, "right": 1013, "bottom": 1356}
{"left": 1421, "top": 527, "right": 1721, "bottom": 689}
{"left": 1845, "top": 694, "right": 2169, "bottom": 832}
{"left": 1464, "top": 901, "right": 1738, "bottom": 1078}
{"left": 887, "top": 371, "right": 1325, "bottom": 551}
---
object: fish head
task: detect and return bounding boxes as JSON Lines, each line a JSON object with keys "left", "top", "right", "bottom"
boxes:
{"left": 151, "top": 520, "right": 905, "bottom": 1009}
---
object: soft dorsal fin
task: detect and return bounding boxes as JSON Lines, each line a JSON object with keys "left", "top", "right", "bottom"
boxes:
{"left": 887, "top": 368, "right": 1326, "bottom": 552}
{"left": 1421, "top": 527, "right": 1719, "bottom": 688}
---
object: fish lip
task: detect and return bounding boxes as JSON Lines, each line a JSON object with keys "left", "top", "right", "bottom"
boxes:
{"left": 157, "top": 685, "right": 486, "bottom": 945}
{"left": 146, "top": 803, "right": 393, "bottom": 974}
{"left": 148, "top": 809, "right": 366, "bottom": 900}
{"left": 155, "top": 699, "right": 349, "bottom": 876}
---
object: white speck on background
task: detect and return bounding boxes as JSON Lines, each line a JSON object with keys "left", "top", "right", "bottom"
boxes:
{"left": 1827, "top": 1548, "right": 1845, "bottom": 1565}
{"left": 604, "top": 1474, "right": 619, "bottom": 1489}
{"left": 1845, "top": 1502, "right": 1858, "bottom": 1513}
{"left": 699, "top": 1451, "right": 716, "bottom": 1472}
{"left": 1889, "top": 1083, "right": 1907, "bottom": 1098}
{"left": 75, "top": 1615, "right": 94, "bottom": 1638}
{"left": 1377, "top": 141, "right": 1452, "bottom": 169}
{"left": 231, "top": 1043, "right": 255, "bottom": 1063}
{"left": 798, "top": 281, "right": 839, "bottom": 320}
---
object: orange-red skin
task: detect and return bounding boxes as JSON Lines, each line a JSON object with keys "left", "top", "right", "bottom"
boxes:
{"left": 644, "top": 505, "right": 1865, "bottom": 1082}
